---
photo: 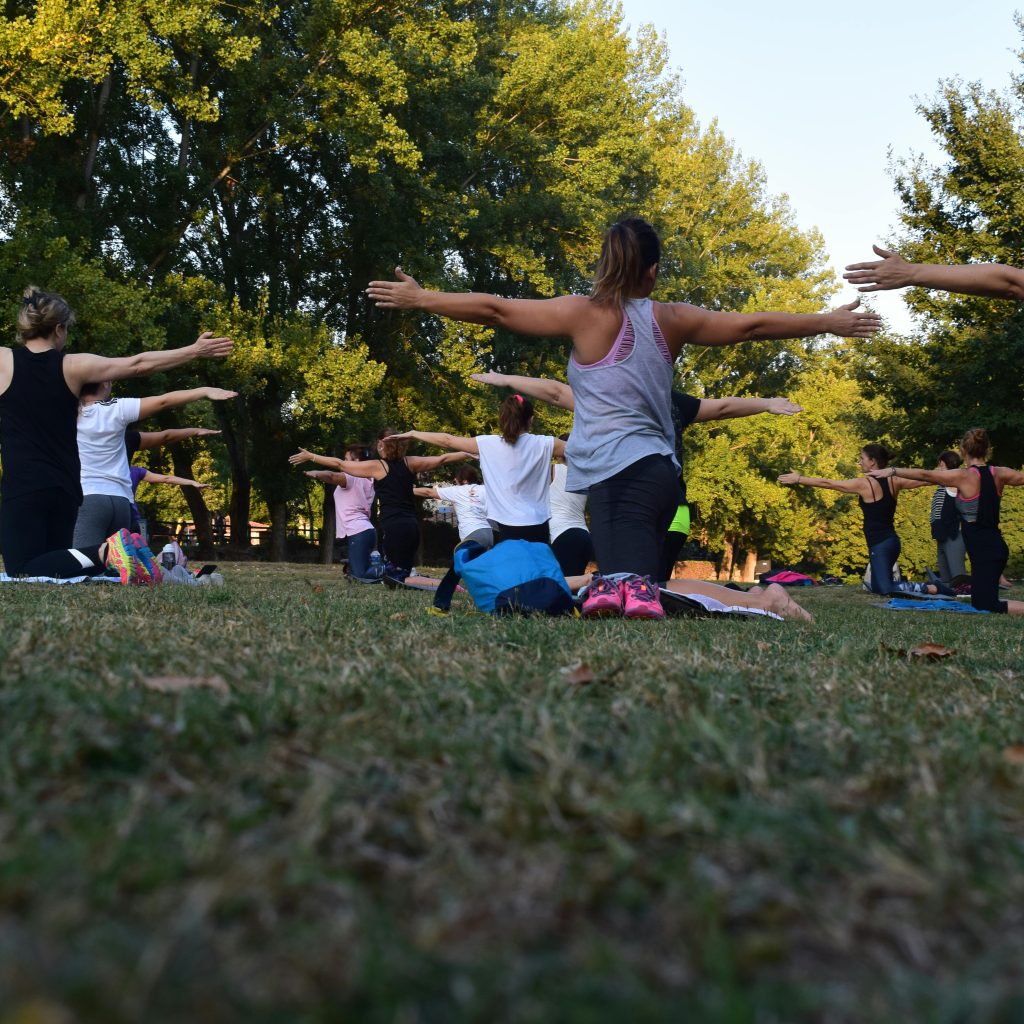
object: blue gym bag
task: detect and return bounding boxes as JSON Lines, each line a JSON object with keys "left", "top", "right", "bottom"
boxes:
{"left": 432, "top": 540, "right": 574, "bottom": 616}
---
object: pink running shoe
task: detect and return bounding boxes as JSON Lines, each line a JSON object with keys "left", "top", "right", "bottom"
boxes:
{"left": 621, "top": 575, "right": 665, "bottom": 620}
{"left": 581, "top": 574, "right": 623, "bottom": 618}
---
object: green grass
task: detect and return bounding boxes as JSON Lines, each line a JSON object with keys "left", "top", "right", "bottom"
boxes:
{"left": 2, "top": 566, "right": 1024, "bottom": 1022}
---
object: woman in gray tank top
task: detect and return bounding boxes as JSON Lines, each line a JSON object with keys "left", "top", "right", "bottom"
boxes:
{"left": 368, "top": 219, "right": 880, "bottom": 621}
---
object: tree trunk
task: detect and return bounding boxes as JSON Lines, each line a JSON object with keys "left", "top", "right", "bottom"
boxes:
{"left": 170, "top": 448, "right": 213, "bottom": 556}
{"left": 719, "top": 539, "right": 734, "bottom": 581}
{"left": 218, "top": 413, "right": 251, "bottom": 548}
{"left": 320, "top": 485, "right": 336, "bottom": 564}
{"left": 268, "top": 499, "right": 288, "bottom": 562}
{"left": 741, "top": 549, "right": 758, "bottom": 583}
{"left": 77, "top": 72, "right": 113, "bottom": 210}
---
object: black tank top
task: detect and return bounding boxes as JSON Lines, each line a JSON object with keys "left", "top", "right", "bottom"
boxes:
{"left": 0, "top": 346, "right": 81, "bottom": 500}
{"left": 957, "top": 464, "right": 1001, "bottom": 530}
{"left": 859, "top": 476, "right": 896, "bottom": 545}
{"left": 373, "top": 458, "right": 416, "bottom": 522}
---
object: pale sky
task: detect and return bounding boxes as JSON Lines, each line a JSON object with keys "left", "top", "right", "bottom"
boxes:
{"left": 616, "top": 1, "right": 1023, "bottom": 332}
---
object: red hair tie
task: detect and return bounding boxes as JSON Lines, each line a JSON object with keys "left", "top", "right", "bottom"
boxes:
{"left": 513, "top": 394, "right": 524, "bottom": 404}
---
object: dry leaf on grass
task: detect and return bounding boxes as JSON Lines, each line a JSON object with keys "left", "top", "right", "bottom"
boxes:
{"left": 879, "top": 642, "right": 956, "bottom": 661}
{"left": 560, "top": 661, "right": 594, "bottom": 686}
{"left": 142, "top": 674, "right": 229, "bottom": 695}
{"left": 1002, "top": 745, "right": 1024, "bottom": 766}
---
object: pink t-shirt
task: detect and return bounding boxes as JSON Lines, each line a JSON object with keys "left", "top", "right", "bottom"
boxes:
{"left": 333, "top": 475, "right": 374, "bottom": 538}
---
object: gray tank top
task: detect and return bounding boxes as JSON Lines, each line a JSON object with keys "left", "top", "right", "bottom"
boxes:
{"left": 565, "top": 297, "right": 678, "bottom": 491}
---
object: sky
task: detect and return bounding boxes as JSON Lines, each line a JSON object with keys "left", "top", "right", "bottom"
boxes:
{"left": 615, "top": 0, "right": 1023, "bottom": 332}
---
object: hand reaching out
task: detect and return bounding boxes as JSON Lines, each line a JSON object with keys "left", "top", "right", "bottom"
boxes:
{"left": 366, "top": 267, "right": 423, "bottom": 309}
{"left": 194, "top": 332, "right": 234, "bottom": 358}
{"left": 289, "top": 448, "right": 315, "bottom": 465}
{"left": 827, "top": 298, "right": 883, "bottom": 338}
{"left": 777, "top": 472, "right": 801, "bottom": 486}
{"left": 843, "top": 245, "right": 915, "bottom": 292}
{"left": 765, "top": 398, "right": 802, "bottom": 416}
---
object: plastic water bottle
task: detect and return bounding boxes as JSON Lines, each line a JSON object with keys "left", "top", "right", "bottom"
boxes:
{"left": 369, "top": 550, "right": 382, "bottom": 579}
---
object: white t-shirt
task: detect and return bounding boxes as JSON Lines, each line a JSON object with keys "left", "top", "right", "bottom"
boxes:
{"left": 78, "top": 397, "right": 142, "bottom": 500}
{"left": 476, "top": 433, "right": 554, "bottom": 526}
{"left": 549, "top": 462, "right": 588, "bottom": 541}
{"left": 436, "top": 484, "right": 490, "bottom": 541}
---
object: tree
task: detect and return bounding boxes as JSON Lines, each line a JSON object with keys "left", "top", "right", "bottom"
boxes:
{"left": 858, "top": 41, "right": 1024, "bottom": 464}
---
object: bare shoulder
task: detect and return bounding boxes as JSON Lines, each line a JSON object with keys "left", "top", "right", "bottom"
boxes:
{"left": 0, "top": 346, "right": 11, "bottom": 395}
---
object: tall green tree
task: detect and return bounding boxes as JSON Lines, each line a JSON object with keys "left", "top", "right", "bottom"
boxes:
{"left": 857, "top": 33, "right": 1024, "bottom": 464}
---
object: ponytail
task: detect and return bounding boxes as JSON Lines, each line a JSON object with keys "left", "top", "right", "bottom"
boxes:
{"left": 590, "top": 218, "right": 661, "bottom": 308}
{"left": 498, "top": 393, "right": 533, "bottom": 445}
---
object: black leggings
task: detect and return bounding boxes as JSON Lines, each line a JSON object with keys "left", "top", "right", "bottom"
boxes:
{"left": 551, "top": 527, "right": 594, "bottom": 576}
{"left": 380, "top": 516, "right": 420, "bottom": 573}
{"left": 493, "top": 521, "right": 550, "bottom": 545}
{"left": 963, "top": 523, "right": 1009, "bottom": 614}
{"left": 1, "top": 487, "right": 82, "bottom": 575}
{"left": 659, "top": 527, "right": 688, "bottom": 583}
{"left": 587, "top": 454, "right": 680, "bottom": 579}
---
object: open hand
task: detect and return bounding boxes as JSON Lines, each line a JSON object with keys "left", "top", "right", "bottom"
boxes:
{"left": 366, "top": 267, "right": 423, "bottom": 310}
{"left": 866, "top": 467, "right": 895, "bottom": 478}
{"left": 470, "top": 371, "right": 503, "bottom": 387}
{"left": 289, "top": 448, "right": 315, "bottom": 465}
{"left": 827, "top": 298, "right": 883, "bottom": 338}
{"left": 204, "top": 388, "right": 238, "bottom": 402}
{"left": 194, "top": 428, "right": 222, "bottom": 437}
{"left": 777, "top": 472, "right": 801, "bottom": 486}
{"left": 194, "top": 332, "right": 233, "bottom": 358}
{"left": 766, "top": 398, "right": 802, "bottom": 416}
{"left": 843, "top": 245, "right": 915, "bottom": 292}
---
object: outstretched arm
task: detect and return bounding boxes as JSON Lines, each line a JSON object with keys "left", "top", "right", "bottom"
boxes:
{"left": 661, "top": 300, "right": 882, "bottom": 352}
{"left": 997, "top": 467, "right": 1024, "bottom": 487}
{"left": 694, "top": 397, "right": 801, "bottom": 422}
{"left": 844, "top": 245, "right": 1024, "bottom": 300}
{"left": 778, "top": 472, "right": 869, "bottom": 496}
{"left": 367, "top": 268, "right": 588, "bottom": 337}
{"left": 305, "top": 469, "right": 348, "bottom": 486}
{"left": 393, "top": 430, "right": 480, "bottom": 456}
{"left": 407, "top": 452, "right": 472, "bottom": 472}
{"left": 288, "top": 448, "right": 385, "bottom": 477}
{"left": 471, "top": 372, "right": 575, "bottom": 411}
{"left": 135, "top": 427, "right": 221, "bottom": 450}
{"left": 140, "top": 471, "right": 210, "bottom": 489}
{"left": 870, "top": 466, "right": 976, "bottom": 489}
{"left": 413, "top": 486, "right": 441, "bottom": 499}
{"left": 64, "top": 332, "right": 233, "bottom": 389}
{"left": 137, "top": 387, "right": 237, "bottom": 420}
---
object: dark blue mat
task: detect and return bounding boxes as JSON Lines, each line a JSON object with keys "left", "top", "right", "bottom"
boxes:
{"left": 878, "top": 598, "right": 988, "bottom": 613}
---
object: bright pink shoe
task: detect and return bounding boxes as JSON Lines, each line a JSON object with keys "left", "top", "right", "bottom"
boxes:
{"left": 581, "top": 574, "right": 623, "bottom": 618}
{"left": 621, "top": 575, "right": 665, "bottom": 620}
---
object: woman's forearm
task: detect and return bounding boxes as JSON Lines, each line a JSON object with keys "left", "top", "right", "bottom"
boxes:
{"left": 903, "top": 263, "right": 1024, "bottom": 300}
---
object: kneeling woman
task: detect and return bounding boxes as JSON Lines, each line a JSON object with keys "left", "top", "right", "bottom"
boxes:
{"left": 779, "top": 444, "right": 933, "bottom": 596}
{"left": 395, "top": 394, "right": 565, "bottom": 544}
{"left": 870, "top": 428, "right": 1024, "bottom": 615}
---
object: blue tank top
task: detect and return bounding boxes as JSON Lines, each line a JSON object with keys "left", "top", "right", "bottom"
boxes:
{"left": 564, "top": 297, "right": 678, "bottom": 492}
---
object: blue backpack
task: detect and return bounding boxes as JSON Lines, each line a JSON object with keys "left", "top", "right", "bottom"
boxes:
{"left": 433, "top": 540, "right": 574, "bottom": 616}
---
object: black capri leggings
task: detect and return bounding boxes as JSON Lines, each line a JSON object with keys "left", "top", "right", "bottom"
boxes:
{"left": 380, "top": 516, "right": 420, "bottom": 573}
{"left": 551, "top": 527, "right": 594, "bottom": 577}
{"left": 1, "top": 487, "right": 80, "bottom": 575}
{"left": 962, "top": 523, "right": 1009, "bottom": 614}
{"left": 492, "top": 521, "right": 550, "bottom": 545}
{"left": 587, "top": 454, "right": 680, "bottom": 579}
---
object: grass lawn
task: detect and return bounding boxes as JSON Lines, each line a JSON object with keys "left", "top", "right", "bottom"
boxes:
{"left": 2, "top": 564, "right": 1024, "bottom": 1022}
